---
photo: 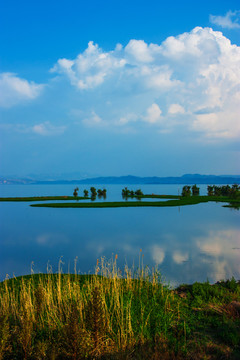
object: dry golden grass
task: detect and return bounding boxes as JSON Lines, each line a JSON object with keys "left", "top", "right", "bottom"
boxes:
{"left": 1, "top": 257, "right": 239, "bottom": 359}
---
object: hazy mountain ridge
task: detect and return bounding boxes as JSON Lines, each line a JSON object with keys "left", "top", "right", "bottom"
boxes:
{"left": 1, "top": 174, "right": 240, "bottom": 185}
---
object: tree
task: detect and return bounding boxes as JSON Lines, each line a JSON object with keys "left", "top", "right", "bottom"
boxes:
{"left": 192, "top": 184, "right": 200, "bottom": 196}
{"left": 221, "top": 185, "right": 231, "bottom": 196}
{"left": 90, "top": 187, "right": 97, "bottom": 197}
{"left": 181, "top": 185, "right": 191, "bottom": 197}
{"left": 83, "top": 189, "right": 89, "bottom": 197}
{"left": 102, "top": 189, "right": 107, "bottom": 199}
{"left": 230, "top": 184, "right": 240, "bottom": 199}
{"left": 96, "top": 189, "right": 107, "bottom": 198}
{"left": 122, "top": 187, "right": 130, "bottom": 198}
{"left": 135, "top": 189, "right": 143, "bottom": 197}
{"left": 73, "top": 187, "right": 79, "bottom": 197}
{"left": 207, "top": 185, "right": 214, "bottom": 196}
{"left": 213, "top": 185, "right": 221, "bottom": 196}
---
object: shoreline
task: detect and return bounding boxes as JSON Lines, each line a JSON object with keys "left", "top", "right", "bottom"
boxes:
{"left": 0, "top": 194, "right": 239, "bottom": 208}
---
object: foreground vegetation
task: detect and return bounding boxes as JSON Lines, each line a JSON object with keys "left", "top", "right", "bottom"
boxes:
{"left": 0, "top": 259, "right": 239, "bottom": 359}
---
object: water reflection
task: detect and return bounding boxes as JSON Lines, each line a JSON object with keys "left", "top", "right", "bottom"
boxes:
{"left": 172, "top": 251, "right": 189, "bottom": 264}
{"left": 195, "top": 229, "right": 240, "bottom": 283}
{"left": 0, "top": 185, "right": 239, "bottom": 285}
{"left": 151, "top": 245, "right": 165, "bottom": 265}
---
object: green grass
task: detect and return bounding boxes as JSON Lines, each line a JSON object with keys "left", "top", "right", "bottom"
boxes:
{"left": 0, "top": 194, "right": 240, "bottom": 209}
{"left": 1, "top": 193, "right": 239, "bottom": 209}
{"left": 0, "top": 258, "right": 239, "bottom": 359}
{"left": 29, "top": 195, "right": 240, "bottom": 208}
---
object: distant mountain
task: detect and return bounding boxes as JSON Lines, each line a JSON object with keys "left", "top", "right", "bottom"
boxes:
{"left": 76, "top": 174, "right": 240, "bottom": 185}
{"left": 1, "top": 174, "right": 240, "bottom": 185}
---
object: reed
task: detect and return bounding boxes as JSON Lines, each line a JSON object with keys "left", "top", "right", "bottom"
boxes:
{"left": 0, "top": 257, "right": 239, "bottom": 359}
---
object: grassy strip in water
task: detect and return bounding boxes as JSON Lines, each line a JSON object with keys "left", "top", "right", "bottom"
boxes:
{"left": 223, "top": 202, "right": 240, "bottom": 210}
{"left": 0, "top": 196, "right": 88, "bottom": 202}
{"left": 30, "top": 195, "right": 240, "bottom": 208}
{"left": 0, "top": 259, "right": 239, "bottom": 359}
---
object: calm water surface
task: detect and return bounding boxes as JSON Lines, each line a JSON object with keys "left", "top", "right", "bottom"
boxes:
{"left": 0, "top": 184, "right": 239, "bottom": 286}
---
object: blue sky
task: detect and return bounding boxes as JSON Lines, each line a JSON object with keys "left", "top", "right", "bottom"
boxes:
{"left": 0, "top": 0, "right": 240, "bottom": 178}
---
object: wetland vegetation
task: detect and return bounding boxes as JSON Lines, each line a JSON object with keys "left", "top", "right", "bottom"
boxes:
{"left": 1, "top": 184, "right": 239, "bottom": 209}
{"left": 28, "top": 195, "right": 239, "bottom": 208}
{"left": 1, "top": 184, "right": 239, "bottom": 358}
{"left": 0, "top": 258, "right": 239, "bottom": 359}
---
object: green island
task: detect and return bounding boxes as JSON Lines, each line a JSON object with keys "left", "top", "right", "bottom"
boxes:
{"left": 1, "top": 185, "right": 239, "bottom": 209}
{"left": 0, "top": 194, "right": 239, "bottom": 209}
{"left": 28, "top": 195, "right": 240, "bottom": 209}
{"left": 1, "top": 260, "right": 240, "bottom": 360}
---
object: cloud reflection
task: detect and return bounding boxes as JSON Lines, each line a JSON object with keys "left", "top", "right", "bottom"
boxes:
{"left": 36, "top": 233, "right": 68, "bottom": 247}
{"left": 172, "top": 251, "right": 189, "bottom": 264}
{"left": 195, "top": 229, "right": 240, "bottom": 282}
{"left": 151, "top": 245, "right": 165, "bottom": 265}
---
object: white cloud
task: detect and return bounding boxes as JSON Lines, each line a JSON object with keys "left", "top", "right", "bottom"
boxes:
{"left": 0, "top": 72, "right": 43, "bottom": 108}
{"left": 51, "top": 41, "right": 126, "bottom": 90}
{"left": 144, "top": 103, "right": 162, "bottom": 123}
{"left": 146, "top": 66, "right": 180, "bottom": 90}
{"left": 82, "top": 111, "right": 103, "bottom": 126}
{"left": 0, "top": 122, "right": 66, "bottom": 136}
{"left": 210, "top": 10, "right": 240, "bottom": 29}
{"left": 51, "top": 27, "right": 240, "bottom": 139}
{"left": 125, "top": 39, "right": 153, "bottom": 63}
{"left": 117, "top": 113, "right": 138, "bottom": 126}
{"left": 32, "top": 122, "right": 66, "bottom": 136}
{"left": 160, "top": 30, "right": 202, "bottom": 58}
{"left": 168, "top": 104, "right": 185, "bottom": 115}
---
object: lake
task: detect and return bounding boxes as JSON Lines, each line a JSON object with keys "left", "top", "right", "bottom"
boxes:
{"left": 0, "top": 184, "right": 239, "bottom": 286}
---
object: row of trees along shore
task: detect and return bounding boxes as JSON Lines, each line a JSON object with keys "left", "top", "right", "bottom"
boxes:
{"left": 73, "top": 184, "right": 239, "bottom": 199}
{"left": 73, "top": 187, "right": 107, "bottom": 198}
{"left": 207, "top": 184, "right": 240, "bottom": 197}
{"left": 181, "top": 184, "right": 240, "bottom": 198}
{"left": 181, "top": 185, "right": 200, "bottom": 197}
{"left": 122, "top": 188, "right": 144, "bottom": 198}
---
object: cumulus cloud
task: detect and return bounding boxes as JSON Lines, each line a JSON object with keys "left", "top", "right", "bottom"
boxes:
{"left": 210, "top": 10, "right": 240, "bottom": 29}
{"left": 125, "top": 39, "right": 154, "bottom": 63}
{"left": 51, "top": 41, "right": 126, "bottom": 90}
{"left": 51, "top": 27, "right": 240, "bottom": 139}
{"left": 168, "top": 104, "right": 185, "bottom": 115}
{"left": 0, "top": 72, "right": 43, "bottom": 108}
{"left": 144, "top": 103, "right": 162, "bottom": 123}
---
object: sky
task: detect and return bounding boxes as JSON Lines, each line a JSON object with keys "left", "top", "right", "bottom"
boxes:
{"left": 0, "top": 0, "right": 240, "bottom": 178}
